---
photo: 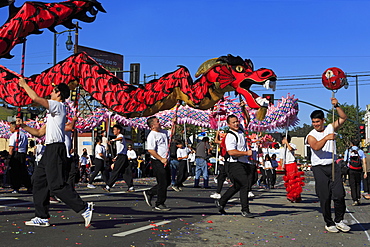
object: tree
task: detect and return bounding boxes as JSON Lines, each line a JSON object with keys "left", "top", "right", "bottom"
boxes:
{"left": 326, "top": 103, "right": 366, "bottom": 154}
{"left": 289, "top": 123, "right": 312, "bottom": 137}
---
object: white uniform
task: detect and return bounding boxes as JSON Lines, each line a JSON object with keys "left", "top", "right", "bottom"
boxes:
{"left": 225, "top": 129, "right": 249, "bottom": 163}
{"left": 146, "top": 129, "right": 170, "bottom": 159}
{"left": 306, "top": 124, "right": 335, "bottom": 166}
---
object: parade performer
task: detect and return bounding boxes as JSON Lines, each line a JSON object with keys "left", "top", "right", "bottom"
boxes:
{"left": 281, "top": 134, "right": 304, "bottom": 202}
{"left": 103, "top": 124, "right": 134, "bottom": 192}
{"left": 143, "top": 116, "right": 176, "bottom": 211}
{"left": 18, "top": 77, "right": 93, "bottom": 228}
{"left": 215, "top": 114, "right": 257, "bottom": 218}
{"left": 306, "top": 97, "right": 350, "bottom": 233}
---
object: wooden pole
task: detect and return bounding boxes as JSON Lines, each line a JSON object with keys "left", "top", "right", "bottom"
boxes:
{"left": 332, "top": 91, "right": 335, "bottom": 181}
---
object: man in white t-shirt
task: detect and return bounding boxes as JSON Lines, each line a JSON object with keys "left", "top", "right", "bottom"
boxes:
{"left": 143, "top": 116, "right": 175, "bottom": 211}
{"left": 215, "top": 114, "right": 257, "bottom": 218}
{"left": 18, "top": 77, "right": 93, "bottom": 228}
{"left": 8, "top": 121, "right": 32, "bottom": 193}
{"left": 127, "top": 144, "right": 138, "bottom": 178}
{"left": 306, "top": 97, "right": 350, "bottom": 233}
{"left": 103, "top": 124, "right": 134, "bottom": 192}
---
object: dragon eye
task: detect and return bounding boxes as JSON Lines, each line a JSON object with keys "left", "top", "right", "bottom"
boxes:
{"left": 235, "top": 65, "right": 244, "bottom": 73}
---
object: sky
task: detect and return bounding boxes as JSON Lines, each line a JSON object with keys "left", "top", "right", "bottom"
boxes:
{"left": 1, "top": 0, "right": 370, "bottom": 127}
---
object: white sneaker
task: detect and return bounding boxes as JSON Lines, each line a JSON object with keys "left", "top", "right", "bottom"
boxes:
{"left": 81, "top": 202, "right": 94, "bottom": 228}
{"left": 223, "top": 181, "right": 229, "bottom": 185}
{"left": 325, "top": 225, "right": 339, "bottom": 233}
{"left": 248, "top": 191, "right": 255, "bottom": 198}
{"left": 127, "top": 187, "right": 135, "bottom": 192}
{"left": 210, "top": 192, "right": 221, "bottom": 199}
{"left": 25, "top": 217, "right": 50, "bottom": 227}
{"left": 214, "top": 177, "right": 218, "bottom": 184}
{"left": 171, "top": 186, "right": 180, "bottom": 192}
{"left": 87, "top": 184, "right": 96, "bottom": 189}
{"left": 335, "top": 220, "right": 351, "bottom": 232}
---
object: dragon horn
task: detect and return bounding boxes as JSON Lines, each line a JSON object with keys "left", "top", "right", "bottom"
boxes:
{"left": 256, "top": 107, "right": 267, "bottom": 121}
{"left": 195, "top": 58, "right": 218, "bottom": 77}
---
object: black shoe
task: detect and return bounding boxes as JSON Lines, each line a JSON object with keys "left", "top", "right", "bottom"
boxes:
{"left": 154, "top": 204, "right": 171, "bottom": 211}
{"left": 143, "top": 190, "right": 153, "bottom": 207}
{"left": 241, "top": 211, "right": 257, "bottom": 218}
{"left": 203, "top": 186, "right": 212, "bottom": 189}
{"left": 194, "top": 185, "right": 201, "bottom": 188}
{"left": 215, "top": 200, "right": 226, "bottom": 214}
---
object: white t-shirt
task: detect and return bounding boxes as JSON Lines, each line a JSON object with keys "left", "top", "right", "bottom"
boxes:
{"left": 306, "top": 124, "right": 336, "bottom": 166}
{"left": 177, "top": 147, "right": 188, "bottom": 159}
{"left": 35, "top": 144, "right": 45, "bottom": 162}
{"left": 225, "top": 129, "right": 249, "bottom": 163}
{"left": 9, "top": 131, "right": 28, "bottom": 153}
{"left": 95, "top": 144, "right": 106, "bottom": 160}
{"left": 279, "top": 143, "right": 296, "bottom": 164}
{"left": 65, "top": 130, "right": 72, "bottom": 158}
{"left": 127, "top": 149, "right": 137, "bottom": 159}
{"left": 146, "top": 129, "right": 169, "bottom": 160}
{"left": 45, "top": 100, "right": 66, "bottom": 144}
{"left": 264, "top": 160, "right": 273, "bottom": 169}
{"left": 188, "top": 151, "right": 195, "bottom": 162}
{"left": 115, "top": 133, "right": 127, "bottom": 155}
{"left": 102, "top": 136, "right": 109, "bottom": 151}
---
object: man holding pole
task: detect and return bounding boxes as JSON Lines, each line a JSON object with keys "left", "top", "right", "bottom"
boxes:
{"left": 306, "top": 97, "right": 350, "bottom": 233}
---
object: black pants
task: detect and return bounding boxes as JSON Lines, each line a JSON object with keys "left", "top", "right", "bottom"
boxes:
{"left": 219, "top": 162, "right": 252, "bottom": 212}
{"left": 312, "top": 164, "right": 346, "bottom": 227}
{"left": 32, "top": 143, "right": 86, "bottom": 219}
{"left": 66, "top": 156, "right": 78, "bottom": 189}
{"left": 147, "top": 159, "right": 171, "bottom": 206}
{"left": 9, "top": 151, "right": 31, "bottom": 191}
{"left": 258, "top": 167, "right": 266, "bottom": 185}
{"left": 175, "top": 160, "right": 189, "bottom": 187}
{"left": 265, "top": 169, "right": 273, "bottom": 189}
{"left": 349, "top": 169, "right": 363, "bottom": 201}
{"left": 107, "top": 154, "right": 133, "bottom": 188}
{"left": 363, "top": 172, "right": 370, "bottom": 193}
{"left": 271, "top": 168, "right": 277, "bottom": 187}
{"left": 216, "top": 164, "right": 227, "bottom": 193}
{"left": 89, "top": 158, "right": 108, "bottom": 184}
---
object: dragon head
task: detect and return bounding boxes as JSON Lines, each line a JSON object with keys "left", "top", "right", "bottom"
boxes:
{"left": 196, "top": 54, "right": 277, "bottom": 119}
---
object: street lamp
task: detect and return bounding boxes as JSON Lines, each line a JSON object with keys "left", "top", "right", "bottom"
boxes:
{"left": 53, "top": 30, "right": 74, "bottom": 65}
{"left": 65, "top": 31, "right": 74, "bottom": 51}
{"left": 53, "top": 22, "right": 79, "bottom": 65}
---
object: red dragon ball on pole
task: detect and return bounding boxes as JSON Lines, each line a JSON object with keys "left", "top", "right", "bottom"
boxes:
{"left": 321, "top": 67, "right": 348, "bottom": 181}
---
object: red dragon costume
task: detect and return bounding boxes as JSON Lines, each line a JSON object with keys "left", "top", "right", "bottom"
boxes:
{"left": 0, "top": 0, "right": 106, "bottom": 59}
{"left": 0, "top": 53, "right": 277, "bottom": 118}
{"left": 0, "top": 1, "right": 277, "bottom": 118}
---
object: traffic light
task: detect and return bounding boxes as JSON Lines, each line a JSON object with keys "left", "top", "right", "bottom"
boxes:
{"left": 262, "top": 94, "right": 274, "bottom": 105}
{"left": 96, "top": 126, "right": 103, "bottom": 137}
{"left": 140, "top": 130, "right": 146, "bottom": 141}
{"left": 130, "top": 63, "right": 140, "bottom": 85}
{"left": 359, "top": 124, "right": 366, "bottom": 139}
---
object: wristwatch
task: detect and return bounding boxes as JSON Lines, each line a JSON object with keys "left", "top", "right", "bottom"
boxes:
{"left": 334, "top": 103, "right": 340, "bottom": 108}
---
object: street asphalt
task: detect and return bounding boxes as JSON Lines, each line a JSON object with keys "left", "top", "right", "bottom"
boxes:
{"left": 1, "top": 171, "right": 370, "bottom": 247}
